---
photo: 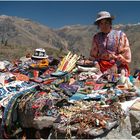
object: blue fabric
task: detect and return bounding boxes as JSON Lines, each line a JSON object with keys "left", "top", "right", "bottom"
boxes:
{"left": 59, "top": 83, "right": 79, "bottom": 93}
{"left": 0, "top": 88, "right": 9, "bottom": 100}
{"left": 114, "top": 89, "right": 123, "bottom": 96}
{"left": 129, "top": 75, "right": 134, "bottom": 84}
{"left": 1, "top": 87, "right": 36, "bottom": 128}
{"left": 69, "top": 92, "right": 89, "bottom": 101}
{"left": 51, "top": 71, "right": 68, "bottom": 77}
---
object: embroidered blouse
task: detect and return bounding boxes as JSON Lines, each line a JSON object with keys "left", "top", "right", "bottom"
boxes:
{"left": 90, "top": 29, "right": 131, "bottom": 64}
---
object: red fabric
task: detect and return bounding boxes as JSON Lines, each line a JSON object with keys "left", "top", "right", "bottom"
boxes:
{"left": 98, "top": 60, "right": 130, "bottom": 76}
{"left": 98, "top": 60, "right": 115, "bottom": 72}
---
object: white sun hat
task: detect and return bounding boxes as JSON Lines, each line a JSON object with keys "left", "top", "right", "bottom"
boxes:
{"left": 94, "top": 11, "right": 115, "bottom": 25}
{"left": 32, "top": 48, "right": 48, "bottom": 59}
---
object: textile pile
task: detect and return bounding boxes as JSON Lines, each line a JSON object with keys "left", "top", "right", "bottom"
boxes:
{"left": 0, "top": 51, "right": 140, "bottom": 139}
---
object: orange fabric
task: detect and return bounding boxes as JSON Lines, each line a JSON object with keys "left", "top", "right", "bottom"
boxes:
{"left": 30, "top": 59, "right": 49, "bottom": 68}
{"left": 98, "top": 60, "right": 115, "bottom": 72}
{"left": 43, "top": 79, "right": 55, "bottom": 84}
{"left": 14, "top": 73, "right": 29, "bottom": 81}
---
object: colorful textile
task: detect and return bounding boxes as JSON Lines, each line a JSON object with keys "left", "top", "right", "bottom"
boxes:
{"left": 13, "top": 73, "right": 29, "bottom": 81}
{"left": 59, "top": 83, "right": 79, "bottom": 94}
{"left": 0, "top": 87, "right": 9, "bottom": 100}
{"left": 2, "top": 87, "right": 36, "bottom": 128}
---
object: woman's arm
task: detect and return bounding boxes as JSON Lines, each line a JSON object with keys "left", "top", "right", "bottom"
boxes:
{"left": 112, "top": 32, "right": 131, "bottom": 64}
{"left": 89, "top": 35, "right": 99, "bottom": 61}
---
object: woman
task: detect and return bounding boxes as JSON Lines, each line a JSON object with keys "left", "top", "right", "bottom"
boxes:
{"left": 90, "top": 11, "right": 131, "bottom": 76}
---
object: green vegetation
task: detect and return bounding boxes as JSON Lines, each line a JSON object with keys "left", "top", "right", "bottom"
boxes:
{"left": 0, "top": 45, "right": 66, "bottom": 61}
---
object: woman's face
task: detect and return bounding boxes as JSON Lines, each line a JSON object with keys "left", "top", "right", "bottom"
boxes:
{"left": 98, "top": 19, "right": 111, "bottom": 33}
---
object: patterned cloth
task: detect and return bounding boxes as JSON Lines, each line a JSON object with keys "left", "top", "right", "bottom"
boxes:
{"left": 90, "top": 29, "right": 131, "bottom": 75}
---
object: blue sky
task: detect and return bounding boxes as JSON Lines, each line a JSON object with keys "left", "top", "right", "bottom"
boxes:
{"left": 0, "top": 1, "right": 140, "bottom": 29}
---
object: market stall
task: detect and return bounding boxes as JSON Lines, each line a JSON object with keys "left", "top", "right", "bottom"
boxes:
{"left": 0, "top": 51, "right": 140, "bottom": 139}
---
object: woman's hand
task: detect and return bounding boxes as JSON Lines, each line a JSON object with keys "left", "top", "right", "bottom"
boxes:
{"left": 110, "top": 53, "right": 118, "bottom": 60}
{"left": 117, "top": 54, "right": 127, "bottom": 64}
{"left": 110, "top": 54, "right": 125, "bottom": 64}
{"left": 117, "top": 54, "right": 124, "bottom": 61}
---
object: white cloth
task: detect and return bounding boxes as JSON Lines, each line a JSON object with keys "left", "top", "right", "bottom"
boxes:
{"left": 120, "top": 97, "right": 140, "bottom": 115}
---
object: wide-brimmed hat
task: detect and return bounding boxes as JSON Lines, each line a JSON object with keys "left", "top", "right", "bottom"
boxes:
{"left": 94, "top": 11, "right": 115, "bottom": 25}
{"left": 32, "top": 48, "right": 48, "bottom": 59}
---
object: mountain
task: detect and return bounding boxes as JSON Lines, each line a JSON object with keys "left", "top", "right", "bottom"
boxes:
{"left": 0, "top": 15, "right": 68, "bottom": 59}
{"left": 0, "top": 15, "right": 139, "bottom": 73}
{"left": 55, "top": 25, "right": 98, "bottom": 57}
